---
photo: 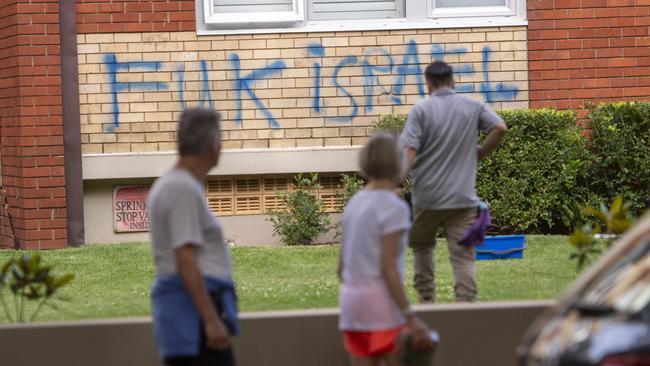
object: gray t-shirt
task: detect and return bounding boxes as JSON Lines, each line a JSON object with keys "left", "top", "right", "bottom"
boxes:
{"left": 148, "top": 169, "right": 232, "bottom": 280}
{"left": 400, "top": 89, "right": 504, "bottom": 210}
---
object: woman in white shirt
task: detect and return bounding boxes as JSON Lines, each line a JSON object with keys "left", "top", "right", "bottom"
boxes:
{"left": 338, "top": 133, "right": 432, "bottom": 366}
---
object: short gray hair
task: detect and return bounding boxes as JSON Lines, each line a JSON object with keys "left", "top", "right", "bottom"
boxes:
{"left": 177, "top": 108, "right": 221, "bottom": 156}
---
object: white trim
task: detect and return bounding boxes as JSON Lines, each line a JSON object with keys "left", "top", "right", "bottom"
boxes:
{"left": 82, "top": 147, "right": 362, "bottom": 180}
{"left": 429, "top": 6, "right": 515, "bottom": 18}
{"left": 196, "top": 17, "right": 526, "bottom": 35}
{"left": 428, "top": 0, "right": 521, "bottom": 18}
{"left": 196, "top": 0, "right": 527, "bottom": 35}
{"left": 203, "top": 0, "right": 304, "bottom": 25}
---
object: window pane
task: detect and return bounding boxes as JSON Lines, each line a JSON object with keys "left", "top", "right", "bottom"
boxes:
{"left": 309, "top": 0, "right": 404, "bottom": 20}
{"left": 436, "top": 0, "right": 505, "bottom": 7}
{"left": 213, "top": 0, "right": 294, "bottom": 13}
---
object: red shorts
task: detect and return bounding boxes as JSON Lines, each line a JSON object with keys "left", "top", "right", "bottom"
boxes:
{"left": 342, "top": 327, "right": 403, "bottom": 358}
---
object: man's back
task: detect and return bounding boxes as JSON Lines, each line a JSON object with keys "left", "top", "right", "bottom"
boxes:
{"left": 400, "top": 89, "right": 502, "bottom": 210}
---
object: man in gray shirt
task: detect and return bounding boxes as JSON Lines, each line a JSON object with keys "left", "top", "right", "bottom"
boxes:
{"left": 401, "top": 61, "right": 507, "bottom": 303}
{"left": 148, "top": 108, "right": 237, "bottom": 365}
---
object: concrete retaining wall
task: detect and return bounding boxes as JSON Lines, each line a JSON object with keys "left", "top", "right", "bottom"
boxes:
{"left": 0, "top": 301, "right": 552, "bottom": 366}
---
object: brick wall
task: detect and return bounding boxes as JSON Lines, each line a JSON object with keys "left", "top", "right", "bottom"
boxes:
{"left": 76, "top": 0, "right": 195, "bottom": 33}
{"left": 0, "top": 0, "right": 67, "bottom": 249}
{"left": 76, "top": 28, "right": 529, "bottom": 153}
{"left": 528, "top": 0, "right": 650, "bottom": 110}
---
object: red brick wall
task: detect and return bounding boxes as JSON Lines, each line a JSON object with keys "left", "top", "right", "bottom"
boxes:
{"left": 76, "top": 0, "right": 195, "bottom": 33}
{"left": 0, "top": 0, "right": 67, "bottom": 249}
{"left": 528, "top": 0, "right": 650, "bottom": 110}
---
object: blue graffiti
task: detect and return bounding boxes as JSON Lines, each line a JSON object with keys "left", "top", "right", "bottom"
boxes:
{"left": 104, "top": 53, "right": 168, "bottom": 132}
{"left": 308, "top": 43, "right": 326, "bottom": 113}
{"left": 175, "top": 64, "right": 186, "bottom": 109}
{"left": 391, "top": 40, "right": 426, "bottom": 104}
{"left": 103, "top": 40, "right": 520, "bottom": 130}
{"left": 362, "top": 48, "right": 394, "bottom": 113}
{"left": 230, "top": 54, "right": 285, "bottom": 129}
{"left": 480, "top": 47, "right": 519, "bottom": 103}
{"left": 199, "top": 60, "right": 214, "bottom": 109}
{"left": 431, "top": 44, "right": 475, "bottom": 93}
{"left": 331, "top": 56, "right": 359, "bottom": 122}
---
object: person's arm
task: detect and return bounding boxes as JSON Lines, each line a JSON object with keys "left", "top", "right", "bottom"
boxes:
{"left": 175, "top": 245, "right": 230, "bottom": 350}
{"left": 478, "top": 121, "right": 507, "bottom": 160}
{"left": 380, "top": 231, "right": 432, "bottom": 350}
{"left": 400, "top": 106, "right": 423, "bottom": 180}
{"left": 403, "top": 147, "right": 417, "bottom": 176}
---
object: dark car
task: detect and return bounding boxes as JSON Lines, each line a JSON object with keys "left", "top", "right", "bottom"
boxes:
{"left": 517, "top": 214, "right": 650, "bottom": 366}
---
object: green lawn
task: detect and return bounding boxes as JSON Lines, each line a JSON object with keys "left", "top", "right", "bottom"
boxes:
{"left": 0, "top": 236, "right": 582, "bottom": 322}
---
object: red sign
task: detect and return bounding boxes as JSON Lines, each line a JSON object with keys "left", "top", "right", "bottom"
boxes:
{"left": 113, "top": 185, "right": 151, "bottom": 233}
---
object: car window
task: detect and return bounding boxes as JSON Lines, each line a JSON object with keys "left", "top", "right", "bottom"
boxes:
{"left": 579, "top": 239, "right": 650, "bottom": 315}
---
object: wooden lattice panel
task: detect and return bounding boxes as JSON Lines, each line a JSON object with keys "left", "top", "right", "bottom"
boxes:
{"left": 235, "top": 178, "right": 261, "bottom": 194}
{"left": 208, "top": 197, "right": 234, "bottom": 216}
{"left": 262, "top": 177, "right": 289, "bottom": 212}
{"left": 206, "top": 178, "right": 235, "bottom": 216}
{"left": 263, "top": 196, "right": 286, "bottom": 212}
{"left": 264, "top": 177, "right": 290, "bottom": 193}
{"left": 319, "top": 192, "right": 342, "bottom": 213}
{"left": 235, "top": 196, "right": 262, "bottom": 215}
{"left": 319, "top": 175, "right": 342, "bottom": 191}
{"left": 206, "top": 178, "right": 233, "bottom": 195}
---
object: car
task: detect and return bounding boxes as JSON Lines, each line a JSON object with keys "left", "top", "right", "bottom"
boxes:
{"left": 516, "top": 213, "right": 650, "bottom": 366}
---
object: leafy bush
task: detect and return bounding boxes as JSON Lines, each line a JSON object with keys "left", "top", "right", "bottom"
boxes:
{"left": 374, "top": 114, "right": 407, "bottom": 135}
{"left": 586, "top": 102, "right": 650, "bottom": 215}
{"left": 569, "top": 196, "right": 635, "bottom": 271}
{"left": 372, "top": 109, "right": 591, "bottom": 234}
{"left": 477, "top": 109, "right": 591, "bottom": 234}
{"left": 268, "top": 174, "right": 331, "bottom": 246}
{"left": 1, "top": 253, "right": 74, "bottom": 323}
{"left": 333, "top": 174, "right": 365, "bottom": 238}
{"left": 337, "top": 174, "right": 365, "bottom": 208}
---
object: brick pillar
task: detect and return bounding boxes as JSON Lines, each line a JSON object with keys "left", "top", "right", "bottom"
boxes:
{"left": 0, "top": 0, "right": 67, "bottom": 249}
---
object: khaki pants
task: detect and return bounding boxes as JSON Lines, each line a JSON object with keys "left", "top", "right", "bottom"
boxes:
{"left": 409, "top": 207, "right": 477, "bottom": 303}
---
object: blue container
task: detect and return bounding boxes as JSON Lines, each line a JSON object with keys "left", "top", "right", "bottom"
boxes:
{"left": 475, "top": 235, "right": 526, "bottom": 260}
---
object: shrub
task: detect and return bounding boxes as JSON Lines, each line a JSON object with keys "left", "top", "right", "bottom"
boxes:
{"left": 568, "top": 196, "right": 635, "bottom": 271}
{"left": 267, "top": 174, "right": 331, "bottom": 246}
{"left": 337, "top": 174, "right": 365, "bottom": 208}
{"left": 372, "top": 109, "right": 591, "bottom": 234}
{"left": 333, "top": 174, "right": 365, "bottom": 238}
{"left": 374, "top": 114, "right": 407, "bottom": 135}
{"left": 586, "top": 102, "right": 650, "bottom": 215}
{"left": 0, "top": 253, "right": 74, "bottom": 323}
{"left": 477, "top": 109, "right": 591, "bottom": 234}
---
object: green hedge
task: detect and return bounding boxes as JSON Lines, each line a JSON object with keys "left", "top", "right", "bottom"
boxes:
{"left": 476, "top": 109, "right": 590, "bottom": 234}
{"left": 586, "top": 102, "right": 650, "bottom": 215}
{"left": 374, "top": 103, "right": 650, "bottom": 234}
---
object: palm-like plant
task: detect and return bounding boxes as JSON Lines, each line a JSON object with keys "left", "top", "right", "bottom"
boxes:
{"left": 0, "top": 253, "right": 74, "bottom": 323}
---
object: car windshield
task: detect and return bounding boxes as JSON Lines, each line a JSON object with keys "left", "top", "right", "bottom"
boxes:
{"left": 578, "top": 239, "right": 650, "bottom": 316}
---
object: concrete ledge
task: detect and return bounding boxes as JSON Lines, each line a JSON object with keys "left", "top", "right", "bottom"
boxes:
{"left": 82, "top": 146, "right": 362, "bottom": 180}
{"left": 0, "top": 300, "right": 553, "bottom": 366}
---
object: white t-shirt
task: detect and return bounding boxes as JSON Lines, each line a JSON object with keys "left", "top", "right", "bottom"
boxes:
{"left": 339, "top": 189, "right": 411, "bottom": 331}
{"left": 148, "top": 169, "right": 232, "bottom": 280}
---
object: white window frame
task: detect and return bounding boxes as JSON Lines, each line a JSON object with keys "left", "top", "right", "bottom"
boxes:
{"left": 196, "top": 0, "right": 527, "bottom": 35}
{"left": 203, "top": 0, "right": 304, "bottom": 24}
{"left": 428, "top": 0, "right": 522, "bottom": 19}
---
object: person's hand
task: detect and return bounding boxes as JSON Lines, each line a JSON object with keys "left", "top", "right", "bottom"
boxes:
{"left": 204, "top": 317, "right": 231, "bottom": 350}
{"left": 405, "top": 315, "right": 433, "bottom": 351}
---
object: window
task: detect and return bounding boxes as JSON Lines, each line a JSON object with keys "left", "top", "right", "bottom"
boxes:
{"left": 308, "top": 0, "right": 405, "bottom": 21}
{"left": 196, "top": 0, "right": 527, "bottom": 34}
{"left": 203, "top": 0, "right": 304, "bottom": 24}
{"left": 429, "top": 0, "right": 520, "bottom": 18}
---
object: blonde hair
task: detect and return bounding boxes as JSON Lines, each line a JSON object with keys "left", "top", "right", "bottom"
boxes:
{"left": 359, "top": 132, "right": 403, "bottom": 181}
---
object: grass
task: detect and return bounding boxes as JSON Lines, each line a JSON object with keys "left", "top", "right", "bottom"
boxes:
{"left": 0, "top": 236, "right": 583, "bottom": 323}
